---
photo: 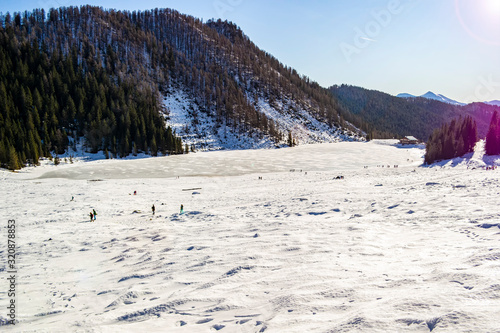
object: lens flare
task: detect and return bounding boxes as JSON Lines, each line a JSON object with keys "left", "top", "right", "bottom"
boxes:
{"left": 455, "top": 0, "right": 500, "bottom": 45}
{"left": 487, "top": 0, "right": 500, "bottom": 12}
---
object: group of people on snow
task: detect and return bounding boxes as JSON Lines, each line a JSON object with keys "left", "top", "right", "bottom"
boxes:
{"left": 83, "top": 191, "right": 184, "bottom": 222}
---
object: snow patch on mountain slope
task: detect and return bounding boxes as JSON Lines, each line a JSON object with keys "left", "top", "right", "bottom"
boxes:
{"left": 162, "top": 89, "right": 275, "bottom": 151}
{"left": 254, "top": 98, "right": 360, "bottom": 144}
{"left": 162, "top": 86, "right": 363, "bottom": 151}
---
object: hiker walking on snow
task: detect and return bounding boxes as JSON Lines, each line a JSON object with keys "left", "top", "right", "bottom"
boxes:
{"left": 180, "top": 204, "right": 184, "bottom": 214}
{"left": 89, "top": 212, "right": 93, "bottom": 222}
{"left": 152, "top": 204, "right": 155, "bottom": 215}
{"left": 93, "top": 209, "right": 97, "bottom": 221}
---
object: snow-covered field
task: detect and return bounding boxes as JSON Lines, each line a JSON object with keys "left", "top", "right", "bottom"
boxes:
{"left": 1, "top": 141, "right": 500, "bottom": 332}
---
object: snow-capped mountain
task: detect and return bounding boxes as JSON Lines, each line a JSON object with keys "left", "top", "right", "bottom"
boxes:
{"left": 395, "top": 93, "right": 415, "bottom": 98}
{"left": 485, "top": 100, "right": 500, "bottom": 107}
{"left": 397, "top": 91, "right": 466, "bottom": 106}
{"left": 397, "top": 92, "right": 500, "bottom": 107}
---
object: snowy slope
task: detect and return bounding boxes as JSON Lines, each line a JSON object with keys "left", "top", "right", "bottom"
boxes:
{"left": 253, "top": 98, "right": 359, "bottom": 144}
{"left": 162, "top": 89, "right": 277, "bottom": 151}
{"left": 162, "top": 85, "right": 363, "bottom": 152}
{"left": 2, "top": 141, "right": 500, "bottom": 332}
{"left": 397, "top": 91, "right": 466, "bottom": 106}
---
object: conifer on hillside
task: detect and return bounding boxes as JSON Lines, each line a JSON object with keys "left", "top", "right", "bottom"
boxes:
{"left": 424, "top": 116, "right": 478, "bottom": 165}
{"left": 0, "top": 29, "right": 183, "bottom": 169}
{"left": 0, "top": 6, "right": 367, "bottom": 169}
{"left": 485, "top": 111, "right": 500, "bottom": 156}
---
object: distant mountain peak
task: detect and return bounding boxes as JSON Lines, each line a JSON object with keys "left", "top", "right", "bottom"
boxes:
{"left": 422, "top": 91, "right": 437, "bottom": 98}
{"left": 486, "top": 100, "right": 500, "bottom": 107}
{"left": 397, "top": 91, "right": 465, "bottom": 106}
{"left": 396, "top": 93, "right": 415, "bottom": 98}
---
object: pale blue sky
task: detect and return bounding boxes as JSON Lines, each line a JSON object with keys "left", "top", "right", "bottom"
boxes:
{"left": 2, "top": 0, "right": 500, "bottom": 103}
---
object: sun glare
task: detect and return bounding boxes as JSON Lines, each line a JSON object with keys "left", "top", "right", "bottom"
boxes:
{"left": 487, "top": 0, "right": 500, "bottom": 12}
{"left": 455, "top": 0, "right": 500, "bottom": 45}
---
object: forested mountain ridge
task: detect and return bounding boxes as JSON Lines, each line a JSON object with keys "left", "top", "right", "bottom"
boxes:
{"left": 0, "top": 6, "right": 367, "bottom": 169}
{"left": 329, "top": 85, "right": 499, "bottom": 141}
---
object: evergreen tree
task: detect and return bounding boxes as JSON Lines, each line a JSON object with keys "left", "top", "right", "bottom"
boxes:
{"left": 8, "top": 146, "right": 21, "bottom": 170}
{"left": 0, "top": 141, "right": 8, "bottom": 167}
{"left": 485, "top": 111, "right": 500, "bottom": 155}
{"left": 287, "top": 131, "right": 294, "bottom": 147}
{"left": 425, "top": 116, "right": 478, "bottom": 164}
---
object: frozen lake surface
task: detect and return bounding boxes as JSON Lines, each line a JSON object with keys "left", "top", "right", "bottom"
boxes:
{"left": 36, "top": 141, "right": 423, "bottom": 179}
